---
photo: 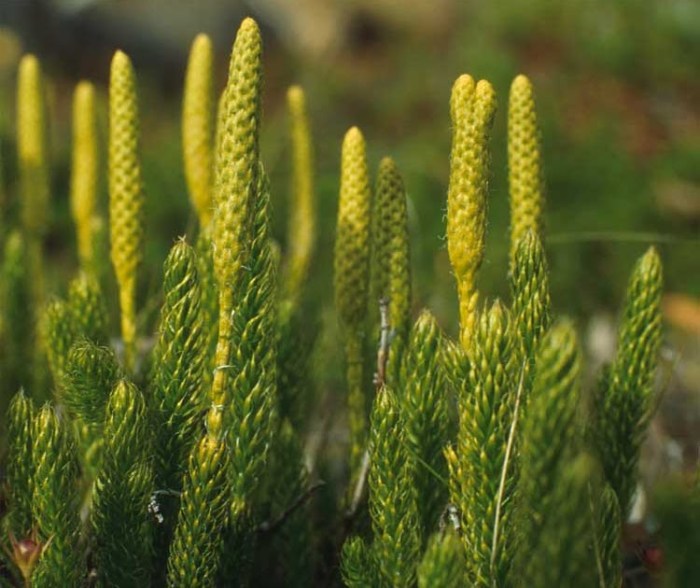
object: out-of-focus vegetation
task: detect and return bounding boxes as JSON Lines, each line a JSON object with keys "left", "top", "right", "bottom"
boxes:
{"left": 1, "top": 0, "right": 697, "bottom": 323}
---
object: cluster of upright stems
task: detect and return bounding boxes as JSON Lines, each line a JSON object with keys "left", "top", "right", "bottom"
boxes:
{"left": 0, "top": 15, "right": 667, "bottom": 588}
{"left": 337, "top": 73, "right": 664, "bottom": 587}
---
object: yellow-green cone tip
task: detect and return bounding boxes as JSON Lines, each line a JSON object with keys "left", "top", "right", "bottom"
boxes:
{"left": 640, "top": 246, "right": 661, "bottom": 275}
{"left": 183, "top": 33, "right": 214, "bottom": 227}
{"left": 449, "top": 74, "right": 475, "bottom": 123}
{"left": 288, "top": 85, "right": 303, "bottom": 104}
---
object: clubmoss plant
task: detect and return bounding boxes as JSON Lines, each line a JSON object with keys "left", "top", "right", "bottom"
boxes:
{"left": 0, "top": 20, "right": 673, "bottom": 588}
{"left": 109, "top": 50, "right": 145, "bottom": 373}
{"left": 447, "top": 76, "right": 497, "bottom": 350}
{"left": 334, "top": 126, "right": 372, "bottom": 486}
{"left": 445, "top": 301, "right": 518, "bottom": 586}
{"left": 594, "top": 246, "right": 663, "bottom": 515}
{"left": 183, "top": 34, "right": 215, "bottom": 228}
{"left": 508, "top": 74, "right": 544, "bottom": 267}
{"left": 31, "top": 405, "right": 82, "bottom": 587}
{"left": 70, "top": 81, "right": 100, "bottom": 271}
{"left": 367, "top": 387, "right": 421, "bottom": 586}
{"left": 17, "top": 55, "right": 49, "bottom": 313}
{"left": 417, "top": 531, "right": 466, "bottom": 588}
{"left": 90, "top": 380, "right": 153, "bottom": 587}
{"left": 283, "top": 85, "right": 316, "bottom": 306}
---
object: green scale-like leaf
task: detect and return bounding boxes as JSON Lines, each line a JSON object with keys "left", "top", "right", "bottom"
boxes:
{"left": 226, "top": 168, "right": 278, "bottom": 518}
{"left": 418, "top": 531, "right": 468, "bottom": 588}
{"left": 514, "top": 319, "right": 582, "bottom": 575}
{"left": 90, "top": 380, "right": 153, "bottom": 587}
{"left": 31, "top": 405, "right": 83, "bottom": 587}
{"left": 446, "top": 301, "right": 518, "bottom": 587}
{"left": 368, "top": 387, "right": 421, "bottom": 587}
{"left": 5, "top": 392, "right": 35, "bottom": 538}
{"left": 594, "top": 247, "right": 663, "bottom": 515}
{"left": 398, "top": 310, "right": 451, "bottom": 538}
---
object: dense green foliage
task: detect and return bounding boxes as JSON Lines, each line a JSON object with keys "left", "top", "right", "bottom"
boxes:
{"left": 0, "top": 14, "right": 691, "bottom": 588}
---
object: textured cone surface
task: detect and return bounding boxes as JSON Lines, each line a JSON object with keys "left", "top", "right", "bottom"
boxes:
{"left": 334, "top": 126, "right": 372, "bottom": 483}
{"left": 109, "top": 50, "right": 145, "bottom": 371}
{"left": 17, "top": 54, "right": 50, "bottom": 238}
{"left": 183, "top": 34, "right": 214, "bottom": 227}
{"left": 335, "top": 127, "right": 371, "bottom": 330}
{"left": 209, "top": 17, "right": 263, "bottom": 424}
{"left": 508, "top": 74, "right": 544, "bottom": 265}
{"left": 446, "top": 76, "right": 497, "bottom": 350}
{"left": 371, "top": 156, "right": 411, "bottom": 342}
{"left": 71, "top": 81, "right": 99, "bottom": 268}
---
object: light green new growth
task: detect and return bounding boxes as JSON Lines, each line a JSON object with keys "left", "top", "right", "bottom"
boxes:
{"left": 595, "top": 247, "right": 663, "bottom": 515}
{"left": 334, "top": 126, "right": 372, "bottom": 483}
{"left": 445, "top": 301, "right": 517, "bottom": 586}
{"left": 42, "top": 299, "right": 79, "bottom": 390}
{"left": 70, "top": 81, "right": 99, "bottom": 270}
{"left": 151, "top": 240, "right": 207, "bottom": 492}
{"left": 227, "top": 168, "right": 278, "bottom": 518}
{"left": 516, "top": 319, "right": 582, "bottom": 567}
{"left": 167, "top": 435, "right": 230, "bottom": 587}
{"left": 447, "top": 75, "right": 497, "bottom": 350}
{"left": 368, "top": 387, "right": 421, "bottom": 587}
{"left": 91, "top": 380, "right": 153, "bottom": 587}
{"left": 5, "top": 392, "right": 35, "bottom": 538}
{"left": 593, "top": 484, "right": 622, "bottom": 588}
{"left": 417, "top": 531, "right": 467, "bottom": 588}
{"left": 64, "top": 342, "right": 121, "bottom": 432}
{"left": 209, "top": 17, "right": 262, "bottom": 440}
{"left": 109, "top": 50, "right": 145, "bottom": 373}
{"left": 522, "top": 454, "right": 597, "bottom": 587}
{"left": 67, "top": 272, "right": 109, "bottom": 345}
{"left": 63, "top": 342, "right": 122, "bottom": 472}
{"left": 510, "top": 230, "right": 551, "bottom": 365}
{"left": 43, "top": 273, "right": 109, "bottom": 391}
{"left": 508, "top": 74, "right": 544, "bottom": 267}
{"left": 31, "top": 405, "right": 82, "bottom": 587}
{"left": 341, "top": 536, "right": 377, "bottom": 588}
{"left": 399, "top": 310, "right": 450, "bottom": 537}
{"left": 183, "top": 34, "right": 214, "bottom": 228}
{"left": 284, "top": 85, "right": 316, "bottom": 305}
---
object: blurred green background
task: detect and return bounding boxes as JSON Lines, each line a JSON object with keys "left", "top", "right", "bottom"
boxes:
{"left": 0, "top": 0, "right": 698, "bottom": 468}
